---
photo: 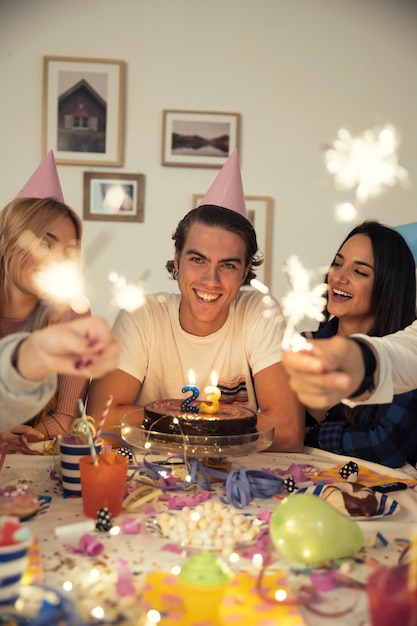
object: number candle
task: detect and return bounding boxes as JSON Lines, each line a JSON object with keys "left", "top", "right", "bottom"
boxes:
{"left": 200, "top": 371, "right": 221, "bottom": 414}
{"left": 181, "top": 369, "right": 200, "bottom": 413}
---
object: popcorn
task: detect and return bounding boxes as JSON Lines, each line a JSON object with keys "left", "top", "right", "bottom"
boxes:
{"left": 153, "top": 501, "right": 263, "bottom": 549}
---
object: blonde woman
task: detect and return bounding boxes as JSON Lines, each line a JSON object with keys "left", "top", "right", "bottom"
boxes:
{"left": 0, "top": 196, "right": 90, "bottom": 443}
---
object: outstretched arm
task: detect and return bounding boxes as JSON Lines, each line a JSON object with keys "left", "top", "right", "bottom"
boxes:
{"left": 0, "top": 317, "right": 120, "bottom": 440}
{"left": 282, "top": 337, "right": 367, "bottom": 408}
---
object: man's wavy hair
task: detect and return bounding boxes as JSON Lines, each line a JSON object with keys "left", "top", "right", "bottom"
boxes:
{"left": 165, "top": 204, "right": 263, "bottom": 286}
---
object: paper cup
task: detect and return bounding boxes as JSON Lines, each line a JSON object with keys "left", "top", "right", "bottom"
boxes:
{"left": 367, "top": 565, "right": 417, "bottom": 626}
{"left": 60, "top": 438, "right": 102, "bottom": 497}
{"left": 79, "top": 453, "right": 128, "bottom": 518}
{"left": 0, "top": 534, "right": 32, "bottom": 604}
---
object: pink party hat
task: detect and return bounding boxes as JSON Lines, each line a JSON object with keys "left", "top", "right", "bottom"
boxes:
{"left": 16, "top": 151, "right": 64, "bottom": 202}
{"left": 199, "top": 148, "right": 246, "bottom": 218}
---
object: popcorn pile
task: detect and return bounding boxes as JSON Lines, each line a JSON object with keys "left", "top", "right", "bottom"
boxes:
{"left": 154, "top": 500, "right": 264, "bottom": 550}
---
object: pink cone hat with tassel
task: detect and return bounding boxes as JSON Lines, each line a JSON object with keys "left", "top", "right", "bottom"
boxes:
{"left": 199, "top": 148, "right": 246, "bottom": 218}
{"left": 16, "top": 151, "right": 64, "bottom": 202}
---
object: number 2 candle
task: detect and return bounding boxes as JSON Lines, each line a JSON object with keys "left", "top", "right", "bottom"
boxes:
{"left": 181, "top": 369, "right": 200, "bottom": 413}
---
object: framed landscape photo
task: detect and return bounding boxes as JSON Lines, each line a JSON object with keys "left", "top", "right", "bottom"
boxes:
{"left": 192, "top": 194, "right": 273, "bottom": 286}
{"left": 42, "top": 56, "right": 125, "bottom": 166}
{"left": 84, "top": 172, "right": 145, "bottom": 222}
{"left": 162, "top": 110, "right": 240, "bottom": 168}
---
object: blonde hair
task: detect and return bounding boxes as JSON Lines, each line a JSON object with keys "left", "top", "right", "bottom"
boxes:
{"left": 0, "top": 196, "right": 82, "bottom": 331}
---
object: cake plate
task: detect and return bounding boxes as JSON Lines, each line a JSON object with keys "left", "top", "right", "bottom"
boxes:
{"left": 121, "top": 413, "right": 274, "bottom": 459}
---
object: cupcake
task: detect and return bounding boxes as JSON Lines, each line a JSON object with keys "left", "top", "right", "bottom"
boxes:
{"left": 178, "top": 551, "right": 232, "bottom": 621}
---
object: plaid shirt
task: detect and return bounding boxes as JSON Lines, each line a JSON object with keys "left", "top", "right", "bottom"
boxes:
{"left": 305, "top": 318, "right": 417, "bottom": 468}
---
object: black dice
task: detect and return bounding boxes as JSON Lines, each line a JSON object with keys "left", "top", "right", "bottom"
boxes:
{"left": 117, "top": 446, "right": 134, "bottom": 463}
{"left": 96, "top": 507, "right": 113, "bottom": 532}
{"left": 284, "top": 477, "right": 297, "bottom": 493}
{"left": 339, "top": 461, "right": 359, "bottom": 480}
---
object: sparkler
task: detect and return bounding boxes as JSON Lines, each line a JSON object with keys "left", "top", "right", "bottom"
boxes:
{"left": 280, "top": 256, "right": 327, "bottom": 351}
{"left": 324, "top": 124, "right": 409, "bottom": 203}
{"left": 108, "top": 271, "right": 149, "bottom": 313}
{"left": 34, "top": 259, "right": 90, "bottom": 314}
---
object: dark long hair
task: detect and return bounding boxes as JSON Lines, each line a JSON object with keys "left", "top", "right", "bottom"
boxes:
{"left": 320, "top": 220, "right": 417, "bottom": 336}
{"left": 166, "top": 204, "right": 263, "bottom": 286}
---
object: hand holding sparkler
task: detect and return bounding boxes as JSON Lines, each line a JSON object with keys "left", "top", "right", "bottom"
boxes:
{"left": 17, "top": 317, "right": 121, "bottom": 381}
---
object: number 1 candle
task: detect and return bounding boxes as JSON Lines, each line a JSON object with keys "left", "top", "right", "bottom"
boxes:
{"left": 181, "top": 369, "right": 200, "bottom": 413}
{"left": 200, "top": 371, "right": 221, "bottom": 414}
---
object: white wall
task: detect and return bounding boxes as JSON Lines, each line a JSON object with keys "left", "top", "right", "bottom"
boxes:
{"left": 1, "top": 0, "right": 416, "bottom": 324}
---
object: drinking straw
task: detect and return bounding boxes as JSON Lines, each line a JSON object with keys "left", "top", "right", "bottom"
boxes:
{"left": 78, "top": 398, "right": 98, "bottom": 466}
{"left": 408, "top": 526, "right": 417, "bottom": 592}
{"left": 94, "top": 394, "right": 113, "bottom": 440}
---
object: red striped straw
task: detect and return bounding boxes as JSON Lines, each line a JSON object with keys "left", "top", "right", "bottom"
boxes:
{"left": 78, "top": 398, "right": 98, "bottom": 466}
{"left": 94, "top": 394, "right": 114, "bottom": 440}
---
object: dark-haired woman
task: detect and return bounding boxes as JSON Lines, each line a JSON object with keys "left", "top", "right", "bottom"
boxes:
{"left": 305, "top": 220, "right": 417, "bottom": 468}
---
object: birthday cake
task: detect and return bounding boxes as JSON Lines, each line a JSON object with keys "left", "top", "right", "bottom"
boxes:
{"left": 142, "top": 400, "right": 257, "bottom": 438}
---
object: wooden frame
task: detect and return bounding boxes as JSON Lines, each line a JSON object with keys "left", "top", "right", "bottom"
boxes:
{"left": 84, "top": 172, "right": 145, "bottom": 222}
{"left": 42, "top": 56, "right": 125, "bottom": 166}
{"left": 192, "top": 195, "right": 273, "bottom": 286}
{"left": 162, "top": 110, "right": 240, "bottom": 168}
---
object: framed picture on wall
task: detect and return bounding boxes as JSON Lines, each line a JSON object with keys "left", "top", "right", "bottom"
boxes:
{"left": 84, "top": 172, "right": 145, "bottom": 222}
{"left": 162, "top": 110, "right": 240, "bottom": 168}
{"left": 42, "top": 56, "right": 125, "bottom": 166}
{"left": 192, "top": 194, "right": 273, "bottom": 286}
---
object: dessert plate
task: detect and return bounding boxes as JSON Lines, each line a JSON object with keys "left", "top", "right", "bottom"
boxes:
{"left": 121, "top": 413, "right": 275, "bottom": 458}
{"left": 296, "top": 483, "right": 400, "bottom": 520}
{"left": 146, "top": 510, "right": 268, "bottom": 550}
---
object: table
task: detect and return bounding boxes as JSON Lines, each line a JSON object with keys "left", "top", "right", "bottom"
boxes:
{"left": 2, "top": 447, "right": 417, "bottom": 625}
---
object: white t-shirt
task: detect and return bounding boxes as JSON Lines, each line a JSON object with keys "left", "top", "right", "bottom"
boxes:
{"left": 112, "top": 290, "right": 284, "bottom": 410}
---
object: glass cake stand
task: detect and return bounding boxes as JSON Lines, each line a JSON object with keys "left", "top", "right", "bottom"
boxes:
{"left": 120, "top": 412, "right": 274, "bottom": 459}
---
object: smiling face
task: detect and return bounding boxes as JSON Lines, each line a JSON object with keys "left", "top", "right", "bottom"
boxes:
{"left": 174, "top": 222, "right": 249, "bottom": 335}
{"left": 327, "top": 233, "right": 376, "bottom": 335}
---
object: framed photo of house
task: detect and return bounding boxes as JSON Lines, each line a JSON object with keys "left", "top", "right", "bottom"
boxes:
{"left": 192, "top": 194, "right": 273, "bottom": 286}
{"left": 42, "top": 56, "right": 125, "bottom": 166}
{"left": 84, "top": 172, "right": 145, "bottom": 222}
{"left": 162, "top": 110, "right": 240, "bottom": 168}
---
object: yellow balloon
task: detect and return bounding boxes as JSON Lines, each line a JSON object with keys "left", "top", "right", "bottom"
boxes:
{"left": 270, "top": 494, "right": 363, "bottom": 566}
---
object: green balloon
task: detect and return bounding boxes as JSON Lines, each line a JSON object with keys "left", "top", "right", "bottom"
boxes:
{"left": 269, "top": 494, "right": 363, "bottom": 566}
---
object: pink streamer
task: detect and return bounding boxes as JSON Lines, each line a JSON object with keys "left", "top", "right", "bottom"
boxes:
{"left": 115, "top": 557, "right": 136, "bottom": 596}
{"left": 122, "top": 517, "right": 141, "bottom": 534}
{"left": 66, "top": 534, "right": 104, "bottom": 557}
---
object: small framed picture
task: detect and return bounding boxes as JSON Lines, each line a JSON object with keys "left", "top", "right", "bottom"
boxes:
{"left": 162, "top": 110, "right": 240, "bottom": 168}
{"left": 192, "top": 194, "right": 273, "bottom": 286}
{"left": 42, "top": 56, "right": 125, "bottom": 166}
{"left": 84, "top": 172, "right": 145, "bottom": 222}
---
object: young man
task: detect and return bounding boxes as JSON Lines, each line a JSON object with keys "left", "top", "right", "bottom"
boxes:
{"left": 87, "top": 150, "right": 304, "bottom": 452}
{"left": 0, "top": 317, "right": 120, "bottom": 437}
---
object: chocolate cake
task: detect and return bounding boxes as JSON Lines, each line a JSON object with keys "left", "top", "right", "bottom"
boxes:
{"left": 320, "top": 482, "right": 379, "bottom": 517}
{"left": 142, "top": 399, "right": 257, "bottom": 438}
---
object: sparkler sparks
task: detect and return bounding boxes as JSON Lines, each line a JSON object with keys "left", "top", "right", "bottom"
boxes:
{"left": 34, "top": 259, "right": 90, "bottom": 314}
{"left": 108, "top": 272, "right": 146, "bottom": 312}
{"left": 280, "top": 256, "right": 327, "bottom": 350}
{"left": 324, "top": 124, "right": 409, "bottom": 203}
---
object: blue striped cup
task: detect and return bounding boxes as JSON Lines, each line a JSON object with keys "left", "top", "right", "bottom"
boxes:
{"left": 0, "top": 530, "right": 31, "bottom": 604}
{"left": 59, "top": 438, "right": 102, "bottom": 497}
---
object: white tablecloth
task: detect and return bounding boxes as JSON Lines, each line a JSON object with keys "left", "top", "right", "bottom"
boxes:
{"left": 2, "top": 447, "right": 417, "bottom": 625}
